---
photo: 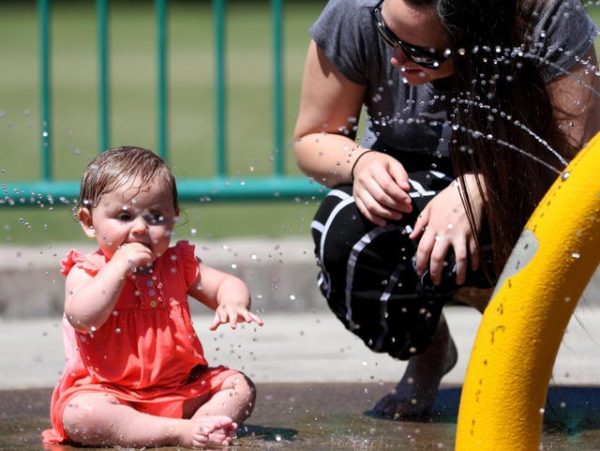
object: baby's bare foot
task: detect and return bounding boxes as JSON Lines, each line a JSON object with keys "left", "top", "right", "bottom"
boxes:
{"left": 373, "top": 317, "right": 457, "bottom": 419}
{"left": 192, "top": 415, "right": 237, "bottom": 448}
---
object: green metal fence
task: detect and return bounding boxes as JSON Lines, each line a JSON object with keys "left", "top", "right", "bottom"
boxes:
{"left": 3, "top": 0, "right": 323, "bottom": 206}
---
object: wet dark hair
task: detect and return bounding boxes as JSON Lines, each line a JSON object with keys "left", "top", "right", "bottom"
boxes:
{"left": 77, "top": 146, "right": 178, "bottom": 212}
{"left": 408, "top": 0, "right": 582, "bottom": 273}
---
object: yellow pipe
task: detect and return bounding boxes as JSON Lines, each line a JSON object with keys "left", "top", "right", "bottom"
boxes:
{"left": 455, "top": 133, "right": 600, "bottom": 450}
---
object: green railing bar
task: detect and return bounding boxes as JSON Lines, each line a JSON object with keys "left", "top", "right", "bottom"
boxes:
{"left": 24, "top": 0, "right": 322, "bottom": 204}
{"left": 1, "top": 177, "right": 325, "bottom": 205}
{"left": 97, "top": 0, "right": 110, "bottom": 152}
{"left": 156, "top": 0, "right": 169, "bottom": 160}
{"left": 38, "top": 0, "right": 52, "bottom": 181}
{"left": 213, "top": 0, "right": 227, "bottom": 177}
{"left": 271, "top": 0, "right": 284, "bottom": 176}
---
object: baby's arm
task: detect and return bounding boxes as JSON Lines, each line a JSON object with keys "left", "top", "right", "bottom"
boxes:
{"left": 65, "top": 243, "right": 153, "bottom": 333}
{"left": 188, "top": 264, "right": 263, "bottom": 330}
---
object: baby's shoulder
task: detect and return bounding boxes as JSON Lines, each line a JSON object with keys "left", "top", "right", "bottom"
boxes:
{"left": 166, "top": 240, "right": 197, "bottom": 260}
{"left": 60, "top": 249, "right": 106, "bottom": 277}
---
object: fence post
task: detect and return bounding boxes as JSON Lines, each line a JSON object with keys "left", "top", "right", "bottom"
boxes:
{"left": 156, "top": 0, "right": 169, "bottom": 160}
{"left": 213, "top": 0, "right": 227, "bottom": 177}
{"left": 271, "top": 0, "right": 284, "bottom": 176}
{"left": 38, "top": 0, "right": 52, "bottom": 181}
{"left": 97, "top": 0, "right": 110, "bottom": 152}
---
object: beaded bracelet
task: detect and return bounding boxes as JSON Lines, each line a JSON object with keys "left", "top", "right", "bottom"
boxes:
{"left": 350, "top": 150, "right": 377, "bottom": 181}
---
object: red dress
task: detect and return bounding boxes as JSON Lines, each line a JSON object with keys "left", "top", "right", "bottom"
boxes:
{"left": 42, "top": 240, "right": 236, "bottom": 444}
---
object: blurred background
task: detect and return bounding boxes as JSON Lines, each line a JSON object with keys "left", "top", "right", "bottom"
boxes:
{"left": 1, "top": 0, "right": 599, "bottom": 247}
{"left": 0, "top": 0, "right": 329, "bottom": 244}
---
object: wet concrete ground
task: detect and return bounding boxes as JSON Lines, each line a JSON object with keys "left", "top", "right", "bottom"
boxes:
{"left": 3, "top": 302, "right": 600, "bottom": 449}
{"left": 2, "top": 241, "right": 599, "bottom": 449}
{"left": 3, "top": 383, "right": 600, "bottom": 450}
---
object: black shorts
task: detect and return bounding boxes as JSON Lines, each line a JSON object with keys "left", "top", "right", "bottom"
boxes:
{"left": 310, "top": 168, "right": 492, "bottom": 360}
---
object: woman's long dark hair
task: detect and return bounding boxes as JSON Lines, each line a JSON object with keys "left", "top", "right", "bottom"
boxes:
{"left": 410, "top": 0, "right": 580, "bottom": 274}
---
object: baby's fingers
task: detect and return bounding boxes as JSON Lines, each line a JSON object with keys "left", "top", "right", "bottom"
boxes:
{"left": 238, "top": 310, "right": 264, "bottom": 326}
{"left": 208, "top": 314, "right": 220, "bottom": 331}
{"left": 226, "top": 306, "right": 239, "bottom": 329}
{"left": 208, "top": 308, "right": 228, "bottom": 330}
{"left": 226, "top": 307, "right": 265, "bottom": 328}
{"left": 248, "top": 311, "right": 264, "bottom": 326}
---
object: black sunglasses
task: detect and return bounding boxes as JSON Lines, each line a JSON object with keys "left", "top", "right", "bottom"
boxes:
{"left": 372, "top": 3, "right": 451, "bottom": 70}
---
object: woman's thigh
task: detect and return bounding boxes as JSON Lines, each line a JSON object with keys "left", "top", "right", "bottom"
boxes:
{"left": 309, "top": 167, "right": 492, "bottom": 358}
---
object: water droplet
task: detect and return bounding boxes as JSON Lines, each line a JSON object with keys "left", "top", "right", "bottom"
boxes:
{"left": 571, "top": 252, "right": 581, "bottom": 259}
{"left": 561, "top": 171, "right": 570, "bottom": 181}
{"left": 190, "top": 228, "right": 197, "bottom": 236}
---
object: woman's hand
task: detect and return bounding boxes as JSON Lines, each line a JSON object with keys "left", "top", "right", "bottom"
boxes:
{"left": 409, "top": 174, "right": 485, "bottom": 285}
{"left": 352, "top": 151, "right": 413, "bottom": 226}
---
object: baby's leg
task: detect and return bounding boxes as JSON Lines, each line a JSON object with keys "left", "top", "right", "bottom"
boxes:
{"left": 191, "top": 371, "right": 256, "bottom": 424}
{"left": 62, "top": 392, "right": 233, "bottom": 448}
{"left": 373, "top": 314, "right": 458, "bottom": 418}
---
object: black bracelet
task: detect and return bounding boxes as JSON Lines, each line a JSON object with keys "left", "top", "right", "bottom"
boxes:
{"left": 350, "top": 150, "right": 377, "bottom": 181}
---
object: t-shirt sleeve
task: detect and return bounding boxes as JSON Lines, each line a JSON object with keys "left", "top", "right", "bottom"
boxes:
{"left": 173, "top": 240, "right": 201, "bottom": 287}
{"left": 533, "top": 0, "right": 598, "bottom": 81}
{"left": 309, "top": 0, "right": 373, "bottom": 85}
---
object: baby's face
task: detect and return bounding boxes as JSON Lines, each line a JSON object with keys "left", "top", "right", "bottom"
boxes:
{"left": 85, "top": 177, "right": 178, "bottom": 260}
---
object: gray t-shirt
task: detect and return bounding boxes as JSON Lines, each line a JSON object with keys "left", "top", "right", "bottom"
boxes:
{"left": 310, "top": 0, "right": 598, "bottom": 158}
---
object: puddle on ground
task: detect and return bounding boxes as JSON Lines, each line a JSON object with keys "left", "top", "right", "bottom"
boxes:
{"left": 2, "top": 384, "right": 600, "bottom": 450}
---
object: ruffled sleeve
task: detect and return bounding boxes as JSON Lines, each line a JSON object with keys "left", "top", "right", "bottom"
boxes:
{"left": 60, "top": 249, "right": 103, "bottom": 277}
{"left": 173, "top": 240, "right": 201, "bottom": 287}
